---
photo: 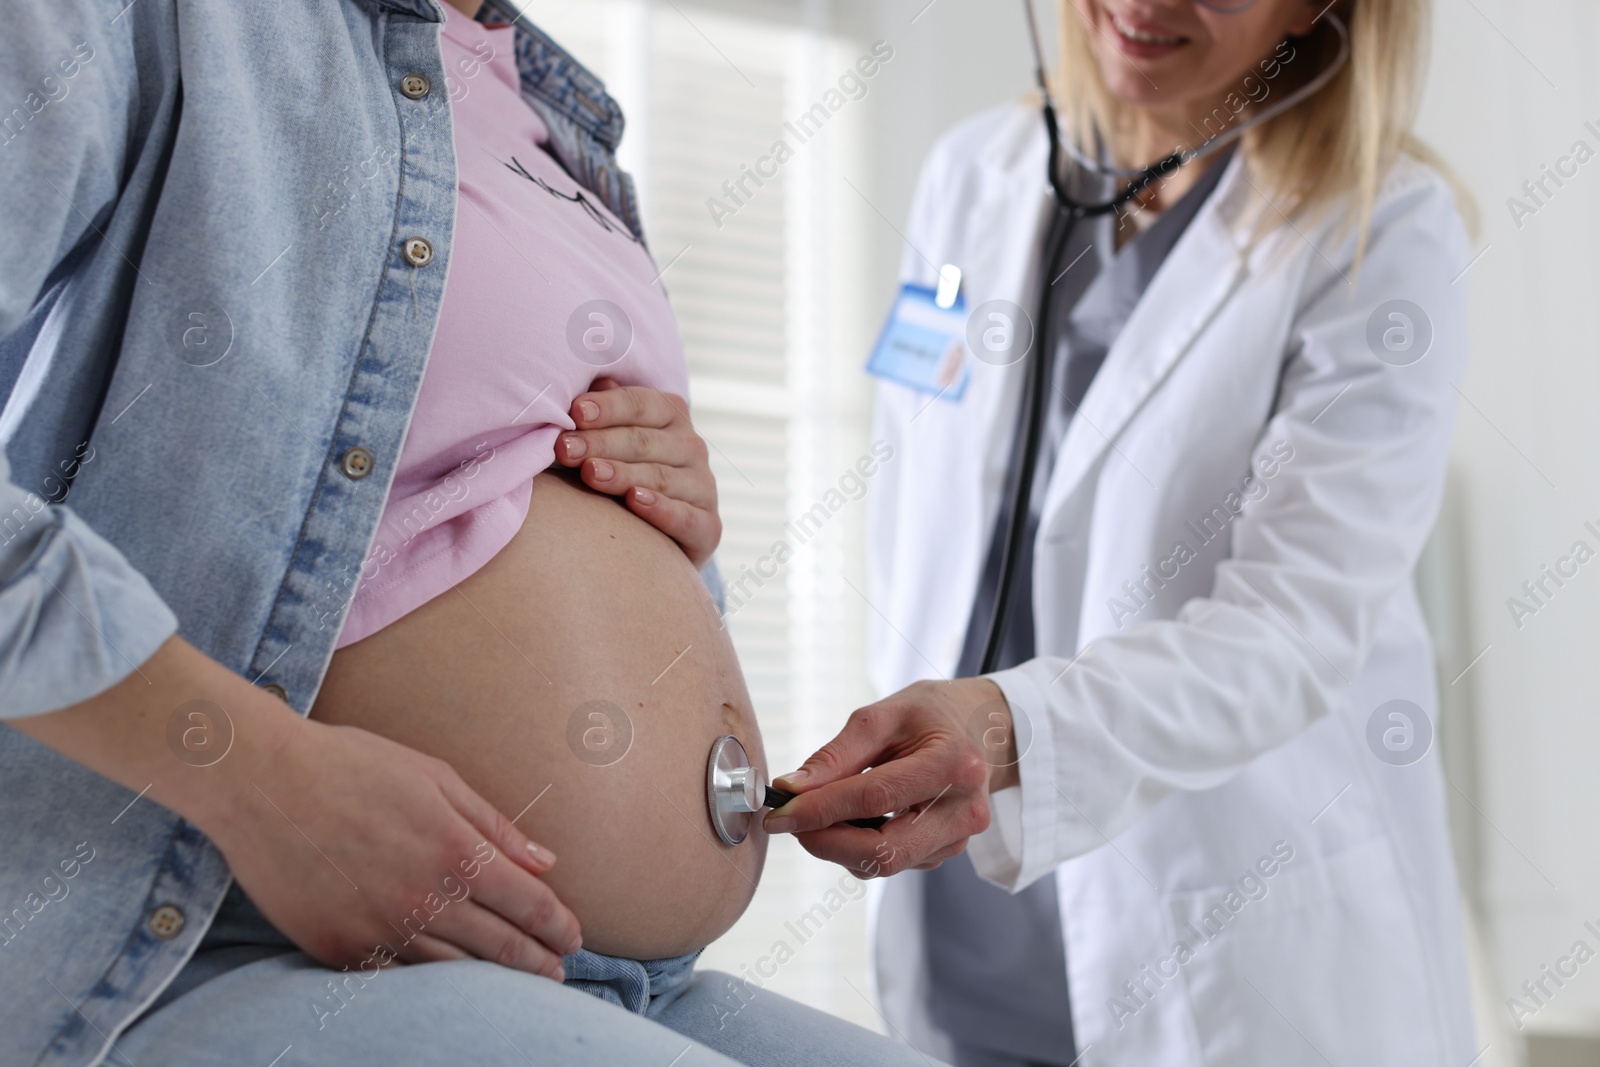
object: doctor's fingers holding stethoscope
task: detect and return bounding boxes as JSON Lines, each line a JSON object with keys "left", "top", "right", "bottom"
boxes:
{"left": 765, "top": 1, "right": 1478, "bottom": 1064}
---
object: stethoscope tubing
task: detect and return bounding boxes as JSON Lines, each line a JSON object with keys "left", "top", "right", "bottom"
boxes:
{"left": 977, "top": 211, "right": 1077, "bottom": 675}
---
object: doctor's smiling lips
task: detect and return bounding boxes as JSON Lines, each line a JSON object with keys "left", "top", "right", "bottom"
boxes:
{"left": 1084, "top": 0, "right": 1313, "bottom": 101}
{"left": 1099, "top": 5, "right": 1194, "bottom": 61}
{"left": 763, "top": 677, "right": 1011, "bottom": 876}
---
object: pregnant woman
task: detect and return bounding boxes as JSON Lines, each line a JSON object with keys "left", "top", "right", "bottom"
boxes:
{"left": 0, "top": 2, "right": 931, "bottom": 1065}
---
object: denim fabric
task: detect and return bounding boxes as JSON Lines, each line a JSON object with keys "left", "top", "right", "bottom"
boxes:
{"left": 0, "top": 3, "right": 650, "bottom": 1065}
{"left": 145, "top": 882, "right": 702, "bottom": 1024}
{"left": 122, "top": 886, "right": 945, "bottom": 1066}
{"left": 563, "top": 946, "right": 703, "bottom": 1018}
{"left": 118, "top": 955, "right": 948, "bottom": 1067}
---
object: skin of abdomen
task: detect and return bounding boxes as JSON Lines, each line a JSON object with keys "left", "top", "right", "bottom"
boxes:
{"left": 311, "top": 471, "right": 767, "bottom": 960}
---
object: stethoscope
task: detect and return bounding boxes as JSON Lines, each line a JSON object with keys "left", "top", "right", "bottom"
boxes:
{"left": 705, "top": 7, "right": 1355, "bottom": 840}
{"left": 976, "top": 1, "right": 1350, "bottom": 674}
{"left": 705, "top": 734, "right": 886, "bottom": 845}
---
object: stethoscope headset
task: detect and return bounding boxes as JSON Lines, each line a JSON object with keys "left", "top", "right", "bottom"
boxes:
{"left": 977, "top": 0, "right": 1351, "bottom": 673}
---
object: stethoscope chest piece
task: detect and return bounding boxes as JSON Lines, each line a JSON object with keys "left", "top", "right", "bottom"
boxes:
{"left": 706, "top": 734, "right": 765, "bottom": 845}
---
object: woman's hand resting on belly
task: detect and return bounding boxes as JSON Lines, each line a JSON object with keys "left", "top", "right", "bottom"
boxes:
{"left": 13, "top": 636, "right": 584, "bottom": 983}
{"left": 219, "top": 714, "right": 583, "bottom": 979}
{"left": 313, "top": 471, "right": 766, "bottom": 960}
{"left": 555, "top": 379, "right": 722, "bottom": 569}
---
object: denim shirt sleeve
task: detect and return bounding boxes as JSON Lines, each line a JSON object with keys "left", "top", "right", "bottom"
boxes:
{"left": 0, "top": 5, "right": 126, "bottom": 339}
{"left": 0, "top": 3, "right": 179, "bottom": 717}
{"left": 0, "top": 449, "right": 178, "bottom": 717}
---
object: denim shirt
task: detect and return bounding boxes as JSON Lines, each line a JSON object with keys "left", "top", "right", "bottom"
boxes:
{"left": 0, "top": 2, "right": 646, "bottom": 1064}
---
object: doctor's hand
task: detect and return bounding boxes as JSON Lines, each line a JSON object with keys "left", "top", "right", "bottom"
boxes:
{"left": 763, "top": 678, "right": 1019, "bottom": 877}
{"left": 556, "top": 379, "right": 721, "bottom": 569}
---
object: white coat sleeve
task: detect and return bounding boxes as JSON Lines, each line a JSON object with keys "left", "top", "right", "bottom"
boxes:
{"left": 967, "top": 167, "right": 1473, "bottom": 891}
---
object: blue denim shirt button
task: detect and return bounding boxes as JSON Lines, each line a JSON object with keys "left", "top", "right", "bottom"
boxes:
{"left": 260, "top": 682, "right": 288, "bottom": 701}
{"left": 147, "top": 904, "right": 185, "bottom": 940}
{"left": 403, "top": 237, "right": 434, "bottom": 267}
{"left": 341, "top": 447, "right": 375, "bottom": 480}
{"left": 399, "top": 73, "right": 430, "bottom": 99}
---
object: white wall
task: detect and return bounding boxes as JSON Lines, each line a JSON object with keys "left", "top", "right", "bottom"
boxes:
{"left": 832, "top": 0, "right": 1041, "bottom": 330}
{"left": 1413, "top": 0, "right": 1600, "bottom": 1057}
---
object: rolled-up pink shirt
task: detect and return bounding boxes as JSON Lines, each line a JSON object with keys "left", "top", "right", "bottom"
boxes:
{"left": 337, "top": 7, "right": 688, "bottom": 648}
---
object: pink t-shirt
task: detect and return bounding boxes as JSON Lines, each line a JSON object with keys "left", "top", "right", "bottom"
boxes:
{"left": 337, "top": 8, "right": 688, "bottom": 648}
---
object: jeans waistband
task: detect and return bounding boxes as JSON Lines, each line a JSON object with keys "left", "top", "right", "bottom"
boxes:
{"left": 562, "top": 946, "right": 702, "bottom": 1018}
{"left": 196, "top": 882, "right": 700, "bottom": 1019}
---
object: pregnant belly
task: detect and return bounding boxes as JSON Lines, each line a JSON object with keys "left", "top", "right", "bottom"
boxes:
{"left": 311, "top": 471, "right": 766, "bottom": 959}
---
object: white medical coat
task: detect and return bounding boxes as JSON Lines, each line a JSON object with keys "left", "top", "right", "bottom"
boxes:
{"left": 865, "top": 102, "right": 1478, "bottom": 1066}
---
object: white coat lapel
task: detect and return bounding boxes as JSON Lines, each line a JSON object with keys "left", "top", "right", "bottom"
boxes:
{"left": 1039, "top": 155, "right": 1252, "bottom": 525}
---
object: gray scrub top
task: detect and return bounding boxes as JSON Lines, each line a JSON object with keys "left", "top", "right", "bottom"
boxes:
{"left": 923, "top": 145, "right": 1236, "bottom": 1067}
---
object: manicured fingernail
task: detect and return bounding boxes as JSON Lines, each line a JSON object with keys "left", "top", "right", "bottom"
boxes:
{"left": 578, "top": 400, "right": 599, "bottom": 423}
{"left": 633, "top": 488, "right": 656, "bottom": 506}
{"left": 527, "top": 841, "right": 556, "bottom": 866}
{"left": 775, "top": 769, "right": 808, "bottom": 786}
{"left": 591, "top": 459, "right": 614, "bottom": 481}
{"left": 765, "top": 816, "right": 797, "bottom": 834}
{"left": 562, "top": 435, "right": 586, "bottom": 460}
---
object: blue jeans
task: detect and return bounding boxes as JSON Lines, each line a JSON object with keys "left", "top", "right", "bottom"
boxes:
{"left": 119, "top": 885, "right": 943, "bottom": 1067}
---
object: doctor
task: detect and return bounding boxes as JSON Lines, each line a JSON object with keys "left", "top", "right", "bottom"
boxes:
{"left": 763, "top": 0, "right": 1477, "bottom": 1063}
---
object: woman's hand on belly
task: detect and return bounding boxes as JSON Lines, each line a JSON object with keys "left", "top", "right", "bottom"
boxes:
{"left": 555, "top": 380, "right": 721, "bottom": 568}
{"left": 214, "top": 716, "right": 581, "bottom": 980}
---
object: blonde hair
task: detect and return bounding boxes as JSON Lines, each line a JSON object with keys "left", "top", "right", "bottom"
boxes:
{"left": 1055, "top": 0, "right": 1472, "bottom": 262}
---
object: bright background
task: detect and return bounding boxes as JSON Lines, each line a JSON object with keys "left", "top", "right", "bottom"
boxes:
{"left": 515, "top": 1, "right": 1600, "bottom": 1062}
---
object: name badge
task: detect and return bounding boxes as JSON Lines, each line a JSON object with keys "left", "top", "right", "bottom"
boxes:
{"left": 866, "top": 281, "right": 970, "bottom": 401}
